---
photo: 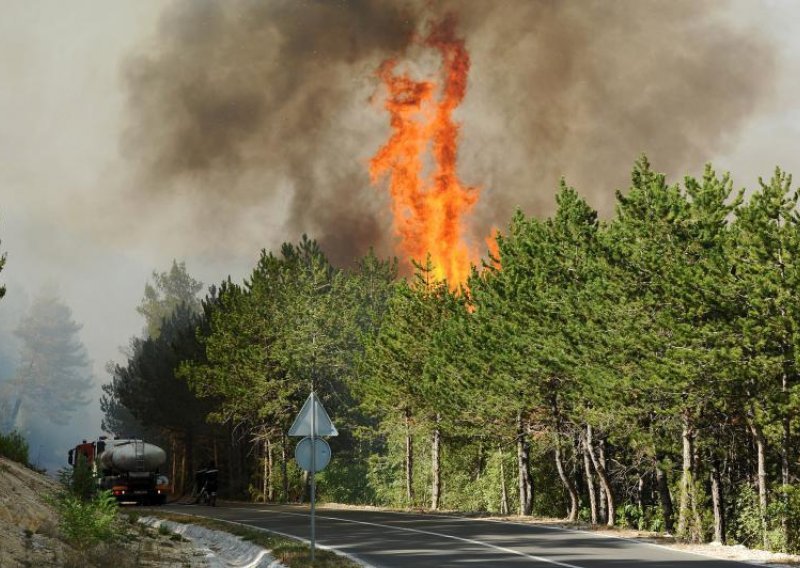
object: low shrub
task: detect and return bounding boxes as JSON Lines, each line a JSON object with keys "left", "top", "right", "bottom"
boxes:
{"left": 0, "top": 430, "right": 29, "bottom": 464}
{"left": 50, "top": 454, "right": 121, "bottom": 552}
{"left": 52, "top": 490, "right": 120, "bottom": 551}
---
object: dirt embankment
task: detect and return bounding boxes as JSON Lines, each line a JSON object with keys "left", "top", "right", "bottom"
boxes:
{"left": 0, "top": 456, "right": 66, "bottom": 566}
{"left": 0, "top": 456, "right": 202, "bottom": 567}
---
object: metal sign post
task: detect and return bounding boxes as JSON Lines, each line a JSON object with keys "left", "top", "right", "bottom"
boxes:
{"left": 289, "top": 392, "right": 337, "bottom": 565}
{"left": 310, "top": 392, "right": 316, "bottom": 563}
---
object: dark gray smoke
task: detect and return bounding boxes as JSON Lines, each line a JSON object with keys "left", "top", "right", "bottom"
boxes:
{"left": 122, "top": 0, "right": 776, "bottom": 266}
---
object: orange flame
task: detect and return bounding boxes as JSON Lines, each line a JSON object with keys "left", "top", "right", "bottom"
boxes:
{"left": 370, "top": 15, "right": 477, "bottom": 285}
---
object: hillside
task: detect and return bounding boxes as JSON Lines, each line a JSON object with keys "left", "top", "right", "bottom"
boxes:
{"left": 0, "top": 456, "right": 203, "bottom": 567}
{"left": 0, "top": 456, "right": 66, "bottom": 566}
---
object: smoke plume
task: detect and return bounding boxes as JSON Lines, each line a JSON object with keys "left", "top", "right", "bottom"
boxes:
{"left": 122, "top": 0, "right": 776, "bottom": 267}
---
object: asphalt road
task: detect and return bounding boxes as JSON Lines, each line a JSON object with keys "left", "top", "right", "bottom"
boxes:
{"left": 165, "top": 503, "right": 755, "bottom": 568}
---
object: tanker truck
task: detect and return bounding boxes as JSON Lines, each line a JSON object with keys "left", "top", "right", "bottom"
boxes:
{"left": 68, "top": 436, "right": 169, "bottom": 505}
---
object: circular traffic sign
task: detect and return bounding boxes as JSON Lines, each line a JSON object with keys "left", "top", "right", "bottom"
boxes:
{"left": 294, "top": 437, "right": 331, "bottom": 473}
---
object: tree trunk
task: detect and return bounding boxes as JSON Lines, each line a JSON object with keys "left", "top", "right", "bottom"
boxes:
{"left": 267, "top": 438, "right": 274, "bottom": 502}
{"left": 711, "top": 457, "right": 725, "bottom": 544}
{"left": 677, "top": 414, "right": 692, "bottom": 540}
{"left": 598, "top": 440, "right": 608, "bottom": 524}
{"left": 240, "top": 437, "right": 248, "bottom": 497}
{"left": 170, "top": 436, "right": 177, "bottom": 495}
{"left": 281, "top": 431, "right": 289, "bottom": 502}
{"left": 516, "top": 410, "right": 533, "bottom": 515}
{"left": 598, "top": 482, "right": 607, "bottom": 524}
{"left": 781, "top": 413, "right": 790, "bottom": 486}
{"left": 549, "top": 397, "right": 578, "bottom": 521}
{"left": 499, "top": 445, "right": 509, "bottom": 515}
{"left": 637, "top": 474, "right": 646, "bottom": 518}
{"left": 405, "top": 410, "right": 414, "bottom": 506}
{"left": 231, "top": 435, "right": 241, "bottom": 497}
{"left": 431, "top": 414, "right": 441, "bottom": 510}
{"left": 554, "top": 431, "right": 579, "bottom": 521}
{"left": 476, "top": 439, "right": 485, "bottom": 481}
{"left": 749, "top": 420, "right": 769, "bottom": 550}
{"left": 782, "top": 368, "right": 790, "bottom": 537}
{"left": 654, "top": 453, "right": 675, "bottom": 534}
{"left": 184, "top": 429, "right": 194, "bottom": 494}
{"left": 226, "top": 430, "right": 235, "bottom": 494}
{"left": 262, "top": 437, "right": 269, "bottom": 502}
{"left": 179, "top": 445, "right": 186, "bottom": 495}
{"left": 779, "top": 289, "right": 791, "bottom": 491}
{"left": 582, "top": 431, "right": 598, "bottom": 525}
{"left": 677, "top": 413, "right": 703, "bottom": 542}
{"left": 586, "top": 424, "right": 615, "bottom": 527}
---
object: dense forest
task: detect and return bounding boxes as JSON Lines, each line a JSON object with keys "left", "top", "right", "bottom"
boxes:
{"left": 99, "top": 157, "right": 800, "bottom": 552}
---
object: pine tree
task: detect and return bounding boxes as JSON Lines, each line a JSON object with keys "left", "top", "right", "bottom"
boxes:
{"left": 7, "top": 296, "right": 93, "bottom": 430}
{"left": 604, "top": 159, "right": 742, "bottom": 540}
{"left": 137, "top": 260, "right": 203, "bottom": 338}
{"left": 357, "top": 257, "right": 460, "bottom": 508}
{"left": 731, "top": 168, "right": 800, "bottom": 547}
{"left": 102, "top": 260, "right": 209, "bottom": 492}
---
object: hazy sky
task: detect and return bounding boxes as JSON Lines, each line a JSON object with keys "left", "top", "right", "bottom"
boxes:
{"left": 2, "top": 0, "right": 800, "bottom": 431}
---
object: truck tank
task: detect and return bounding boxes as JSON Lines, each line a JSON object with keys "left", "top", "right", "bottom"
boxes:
{"left": 99, "top": 439, "right": 166, "bottom": 473}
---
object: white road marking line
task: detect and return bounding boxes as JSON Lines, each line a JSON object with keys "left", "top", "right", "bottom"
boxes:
{"left": 411, "top": 513, "right": 761, "bottom": 567}
{"left": 231, "top": 508, "right": 584, "bottom": 568}
{"left": 222, "top": 517, "right": 378, "bottom": 568}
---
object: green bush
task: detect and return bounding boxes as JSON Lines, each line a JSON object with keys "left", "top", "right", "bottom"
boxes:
{"left": 52, "top": 490, "right": 120, "bottom": 551}
{"left": 764, "top": 484, "right": 800, "bottom": 553}
{"left": 619, "top": 503, "right": 641, "bottom": 529}
{"left": 617, "top": 503, "right": 665, "bottom": 532}
{"left": 726, "top": 484, "right": 800, "bottom": 552}
{"left": 318, "top": 459, "right": 375, "bottom": 504}
{"left": 366, "top": 452, "right": 405, "bottom": 506}
{"left": 0, "top": 430, "right": 29, "bottom": 464}
{"left": 49, "top": 454, "right": 120, "bottom": 552}
{"left": 364, "top": 427, "right": 416, "bottom": 507}
{"left": 731, "top": 484, "right": 763, "bottom": 548}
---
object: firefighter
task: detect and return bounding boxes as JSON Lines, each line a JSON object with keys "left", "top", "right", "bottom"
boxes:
{"left": 195, "top": 460, "right": 219, "bottom": 506}
{"left": 204, "top": 460, "right": 218, "bottom": 506}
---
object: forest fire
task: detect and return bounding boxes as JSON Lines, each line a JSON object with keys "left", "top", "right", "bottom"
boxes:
{"left": 370, "top": 15, "right": 478, "bottom": 285}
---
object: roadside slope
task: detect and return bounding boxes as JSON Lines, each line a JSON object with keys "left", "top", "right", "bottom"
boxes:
{"left": 0, "top": 456, "right": 66, "bottom": 567}
{"left": 0, "top": 456, "right": 203, "bottom": 567}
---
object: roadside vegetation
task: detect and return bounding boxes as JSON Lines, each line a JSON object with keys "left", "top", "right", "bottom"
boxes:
{"left": 0, "top": 430, "right": 30, "bottom": 465}
{"left": 0, "top": 449, "right": 198, "bottom": 567}
{"left": 43, "top": 450, "right": 194, "bottom": 567}
{"left": 45, "top": 157, "right": 800, "bottom": 553}
{"left": 49, "top": 456, "right": 120, "bottom": 553}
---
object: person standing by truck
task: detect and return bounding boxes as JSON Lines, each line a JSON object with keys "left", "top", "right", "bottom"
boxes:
{"left": 194, "top": 460, "right": 218, "bottom": 506}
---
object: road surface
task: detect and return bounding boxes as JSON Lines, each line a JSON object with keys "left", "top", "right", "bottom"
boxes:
{"left": 164, "top": 503, "right": 755, "bottom": 567}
